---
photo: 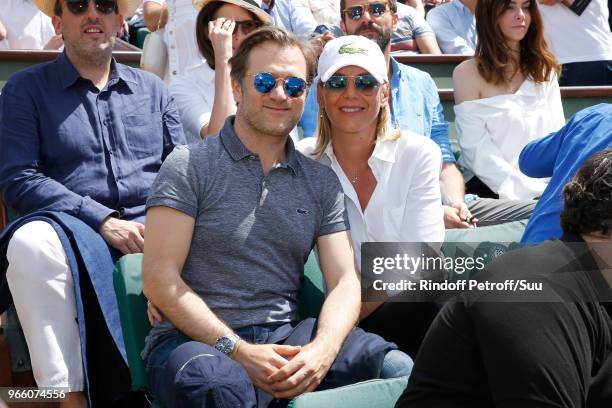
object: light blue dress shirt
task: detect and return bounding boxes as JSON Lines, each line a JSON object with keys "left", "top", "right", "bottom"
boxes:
{"left": 426, "top": 0, "right": 477, "bottom": 55}
{"left": 265, "top": 0, "right": 317, "bottom": 36}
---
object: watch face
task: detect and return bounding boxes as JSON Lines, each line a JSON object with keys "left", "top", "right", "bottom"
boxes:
{"left": 215, "top": 336, "right": 235, "bottom": 355}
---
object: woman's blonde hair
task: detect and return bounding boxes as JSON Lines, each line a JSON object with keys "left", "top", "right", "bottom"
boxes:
{"left": 313, "top": 85, "right": 399, "bottom": 157}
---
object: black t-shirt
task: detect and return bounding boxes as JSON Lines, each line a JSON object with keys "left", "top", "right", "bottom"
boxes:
{"left": 397, "top": 237, "right": 612, "bottom": 408}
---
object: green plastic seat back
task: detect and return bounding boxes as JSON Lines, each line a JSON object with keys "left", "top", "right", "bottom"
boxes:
{"left": 298, "top": 251, "right": 326, "bottom": 319}
{"left": 112, "top": 253, "right": 150, "bottom": 391}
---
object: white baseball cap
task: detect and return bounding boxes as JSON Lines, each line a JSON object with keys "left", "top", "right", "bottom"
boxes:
{"left": 317, "top": 35, "right": 388, "bottom": 84}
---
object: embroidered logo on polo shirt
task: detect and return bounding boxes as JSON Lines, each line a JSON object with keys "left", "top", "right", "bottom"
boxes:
{"left": 296, "top": 208, "right": 311, "bottom": 215}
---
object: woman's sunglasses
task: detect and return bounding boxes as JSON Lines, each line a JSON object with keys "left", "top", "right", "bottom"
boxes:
{"left": 249, "top": 72, "right": 308, "bottom": 98}
{"left": 66, "top": 0, "right": 117, "bottom": 15}
{"left": 342, "top": 2, "right": 389, "bottom": 21}
{"left": 322, "top": 74, "right": 380, "bottom": 95}
{"left": 233, "top": 20, "right": 263, "bottom": 36}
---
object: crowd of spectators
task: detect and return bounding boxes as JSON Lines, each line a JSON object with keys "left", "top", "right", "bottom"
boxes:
{"left": 2, "top": 0, "right": 610, "bottom": 87}
{"left": 0, "top": 0, "right": 611, "bottom": 406}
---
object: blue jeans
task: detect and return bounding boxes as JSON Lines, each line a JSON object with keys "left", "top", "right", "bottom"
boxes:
{"left": 145, "top": 320, "right": 412, "bottom": 407}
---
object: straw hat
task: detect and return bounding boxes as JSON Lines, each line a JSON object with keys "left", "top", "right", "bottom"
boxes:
{"left": 33, "top": 0, "right": 140, "bottom": 18}
{"left": 193, "top": 0, "right": 272, "bottom": 24}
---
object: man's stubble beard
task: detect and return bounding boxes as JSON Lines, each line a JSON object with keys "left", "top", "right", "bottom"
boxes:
{"left": 236, "top": 94, "right": 302, "bottom": 139}
{"left": 68, "top": 36, "right": 115, "bottom": 68}
{"left": 354, "top": 22, "right": 392, "bottom": 51}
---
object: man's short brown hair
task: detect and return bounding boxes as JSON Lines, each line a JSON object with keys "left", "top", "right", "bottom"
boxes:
{"left": 229, "top": 26, "right": 316, "bottom": 87}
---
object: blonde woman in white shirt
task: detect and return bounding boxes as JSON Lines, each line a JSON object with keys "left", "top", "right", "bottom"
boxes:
{"left": 453, "top": 0, "right": 564, "bottom": 200}
{"left": 300, "top": 36, "right": 444, "bottom": 357}
{"left": 169, "top": 0, "right": 270, "bottom": 140}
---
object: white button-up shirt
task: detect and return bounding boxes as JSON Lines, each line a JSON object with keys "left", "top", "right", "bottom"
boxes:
{"left": 299, "top": 131, "right": 445, "bottom": 277}
{"left": 0, "top": 0, "right": 55, "bottom": 50}
{"left": 144, "top": 0, "right": 203, "bottom": 82}
{"left": 455, "top": 76, "right": 565, "bottom": 199}
{"left": 169, "top": 61, "right": 215, "bottom": 141}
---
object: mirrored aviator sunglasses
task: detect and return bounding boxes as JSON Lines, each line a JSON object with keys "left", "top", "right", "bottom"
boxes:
{"left": 66, "top": 0, "right": 117, "bottom": 15}
{"left": 343, "top": 2, "right": 388, "bottom": 21}
{"left": 251, "top": 72, "right": 308, "bottom": 98}
{"left": 322, "top": 74, "right": 380, "bottom": 96}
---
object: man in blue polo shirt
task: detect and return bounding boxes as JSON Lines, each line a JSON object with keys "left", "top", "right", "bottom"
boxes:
{"left": 0, "top": 0, "right": 185, "bottom": 405}
{"left": 300, "top": 0, "right": 535, "bottom": 230}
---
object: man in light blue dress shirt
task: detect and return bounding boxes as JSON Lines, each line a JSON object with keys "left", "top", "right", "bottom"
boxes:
{"left": 426, "top": 0, "right": 477, "bottom": 54}
{"left": 262, "top": 0, "right": 317, "bottom": 36}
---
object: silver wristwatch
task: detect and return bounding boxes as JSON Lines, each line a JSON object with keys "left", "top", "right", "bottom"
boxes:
{"left": 214, "top": 333, "right": 241, "bottom": 356}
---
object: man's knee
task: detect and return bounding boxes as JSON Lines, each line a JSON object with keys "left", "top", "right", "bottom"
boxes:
{"left": 6, "top": 221, "right": 67, "bottom": 284}
{"left": 163, "top": 342, "right": 256, "bottom": 408}
{"left": 380, "top": 349, "right": 413, "bottom": 379}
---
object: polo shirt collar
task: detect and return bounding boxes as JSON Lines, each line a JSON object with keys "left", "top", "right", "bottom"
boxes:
{"left": 220, "top": 116, "right": 300, "bottom": 175}
{"left": 57, "top": 51, "right": 138, "bottom": 92}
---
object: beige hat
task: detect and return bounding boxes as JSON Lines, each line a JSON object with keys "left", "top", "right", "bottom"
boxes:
{"left": 33, "top": 0, "right": 140, "bottom": 18}
{"left": 193, "top": 0, "right": 272, "bottom": 24}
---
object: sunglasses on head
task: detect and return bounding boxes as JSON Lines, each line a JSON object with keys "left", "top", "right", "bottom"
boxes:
{"left": 322, "top": 74, "right": 380, "bottom": 95}
{"left": 342, "top": 2, "right": 389, "bottom": 21}
{"left": 66, "top": 0, "right": 117, "bottom": 15}
{"left": 249, "top": 72, "right": 308, "bottom": 98}
{"left": 233, "top": 20, "right": 263, "bottom": 35}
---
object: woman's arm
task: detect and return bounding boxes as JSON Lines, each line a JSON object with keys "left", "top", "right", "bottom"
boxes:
{"left": 201, "top": 18, "right": 237, "bottom": 138}
{"left": 396, "top": 138, "right": 446, "bottom": 243}
{"left": 416, "top": 34, "right": 442, "bottom": 54}
{"left": 143, "top": 206, "right": 237, "bottom": 345}
{"left": 0, "top": 18, "right": 7, "bottom": 42}
{"left": 453, "top": 60, "right": 480, "bottom": 104}
{"left": 143, "top": 1, "right": 168, "bottom": 32}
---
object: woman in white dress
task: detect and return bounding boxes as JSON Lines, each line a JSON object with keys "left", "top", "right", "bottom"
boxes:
{"left": 300, "top": 35, "right": 445, "bottom": 357}
{"left": 169, "top": 0, "right": 270, "bottom": 140}
{"left": 453, "top": 0, "right": 565, "bottom": 200}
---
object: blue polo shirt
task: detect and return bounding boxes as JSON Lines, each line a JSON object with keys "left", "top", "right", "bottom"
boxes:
{"left": 520, "top": 103, "right": 612, "bottom": 244}
{"left": 299, "top": 57, "right": 454, "bottom": 164}
{"left": 0, "top": 52, "right": 186, "bottom": 230}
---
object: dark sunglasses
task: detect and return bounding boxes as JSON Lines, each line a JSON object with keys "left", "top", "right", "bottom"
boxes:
{"left": 249, "top": 72, "right": 308, "bottom": 98}
{"left": 342, "top": 2, "right": 389, "bottom": 21}
{"left": 233, "top": 20, "right": 263, "bottom": 35}
{"left": 322, "top": 74, "right": 380, "bottom": 95}
{"left": 66, "top": 0, "right": 117, "bottom": 15}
